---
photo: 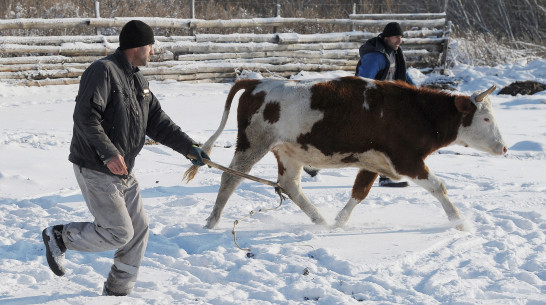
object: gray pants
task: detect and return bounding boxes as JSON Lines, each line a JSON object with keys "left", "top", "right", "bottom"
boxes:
{"left": 62, "top": 164, "right": 149, "bottom": 294}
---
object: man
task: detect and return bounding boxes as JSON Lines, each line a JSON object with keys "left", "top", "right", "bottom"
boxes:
{"left": 356, "top": 22, "right": 415, "bottom": 85}
{"left": 41, "top": 20, "right": 210, "bottom": 296}
{"left": 356, "top": 21, "right": 414, "bottom": 187}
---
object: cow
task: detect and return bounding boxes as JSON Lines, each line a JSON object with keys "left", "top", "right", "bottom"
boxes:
{"left": 184, "top": 76, "right": 507, "bottom": 230}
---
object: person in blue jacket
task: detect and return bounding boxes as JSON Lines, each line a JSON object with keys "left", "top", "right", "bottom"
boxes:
{"left": 356, "top": 22, "right": 415, "bottom": 86}
{"left": 356, "top": 22, "right": 414, "bottom": 187}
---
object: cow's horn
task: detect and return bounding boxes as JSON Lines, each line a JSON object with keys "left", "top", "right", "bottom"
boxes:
{"left": 475, "top": 85, "right": 497, "bottom": 102}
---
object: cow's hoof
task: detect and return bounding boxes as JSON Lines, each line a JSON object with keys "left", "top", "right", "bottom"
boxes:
{"left": 332, "top": 218, "right": 348, "bottom": 228}
{"left": 312, "top": 219, "right": 328, "bottom": 227}
{"left": 450, "top": 218, "right": 467, "bottom": 231}
{"left": 204, "top": 219, "right": 219, "bottom": 229}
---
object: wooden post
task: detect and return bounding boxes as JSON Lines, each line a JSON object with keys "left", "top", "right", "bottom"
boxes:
{"left": 443, "top": 0, "right": 449, "bottom": 12}
{"left": 273, "top": 3, "right": 281, "bottom": 33}
{"left": 94, "top": 1, "right": 101, "bottom": 35}
{"left": 190, "top": 0, "right": 195, "bottom": 36}
{"left": 440, "top": 21, "right": 452, "bottom": 75}
{"left": 350, "top": 3, "right": 356, "bottom": 32}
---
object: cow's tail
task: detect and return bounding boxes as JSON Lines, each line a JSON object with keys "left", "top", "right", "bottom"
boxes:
{"left": 183, "top": 79, "right": 258, "bottom": 183}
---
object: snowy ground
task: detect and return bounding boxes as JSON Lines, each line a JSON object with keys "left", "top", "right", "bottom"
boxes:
{"left": 0, "top": 59, "right": 545, "bottom": 305}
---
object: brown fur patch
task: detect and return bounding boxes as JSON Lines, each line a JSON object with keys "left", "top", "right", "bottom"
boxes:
{"left": 235, "top": 81, "right": 264, "bottom": 152}
{"left": 272, "top": 150, "right": 286, "bottom": 176}
{"left": 341, "top": 154, "right": 359, "bottom": 163}
{"left": 296, "top": 77, "right": 471, "bottom": 178}
{"left": 455, "top": 96, "right": 476, "bottom": 127}
{"left": 351, "top": 170, "right": 377, "bottom": 201}
{"left": 263, "top": 102, "right": 281, "bottom": 124}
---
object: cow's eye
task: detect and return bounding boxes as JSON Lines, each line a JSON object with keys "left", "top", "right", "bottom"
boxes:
{"left": 484, "top": 118, "right": 490, "bottom": 122}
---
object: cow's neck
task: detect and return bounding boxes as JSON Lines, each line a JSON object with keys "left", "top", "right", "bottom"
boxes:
{"left": 414, "top": 90, "right": 465, "bottom": 154}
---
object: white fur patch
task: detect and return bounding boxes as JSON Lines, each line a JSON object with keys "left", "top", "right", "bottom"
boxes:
{"left": 274, "top": 143, "right": 400, "bottom": 179}
{"left": 253, "top": 80, "right": 324, "bottom": 142}
{"left": 364, "top": 79, "right": 377, "bottom": 89}
{"left": 361, "top": 79, "right": 375, "bottom": 110}
{"left": 454, "top": 94, "right": 506, "bottom": 155}
{"left": 363, "top": 100, "right": 370, "bottom": 110}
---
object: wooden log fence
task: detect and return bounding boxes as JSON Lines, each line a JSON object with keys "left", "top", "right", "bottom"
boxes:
{"left": 0, "top": 14, "right": 451, "bottom": 86}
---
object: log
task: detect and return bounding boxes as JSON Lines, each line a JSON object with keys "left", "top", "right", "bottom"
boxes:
{"left": 0, "top": 55, "right": 101, "bottom": 65}
{"left": 404, "top": 29, "right": 444, "bottom": 38}
{"left": 0, "top": 63, "right": 90, "bottom": 72}
{"left": 402, "top": 38, "right": 446, "bottom": 45}
{"left": 146, "top": 72, "right": 236, "bottom": 81}
{"left": 188, "top": 17, "right": 446, "bottom": 29}
{"left": 0, "top": 17, "right": 446, "bottom": 31}
{"left": 0, "top": 18, "right": 90, "bottom": 30}
{"left": 173, "top": 50, "right": 359, "bottom": 62}
{"left": 0, "top": 35, "right": 115, "bottom": 44}
{"left": 187, "top": 57, "right": 358, "bottom": 66}
{"left": 0, "top": 69, "right": 83, "bottom": 80}
{"left": 195, "top": 33, "right": 277, "bottom": 43}
{"left": 349, "top": 13, "right": 446, "bottom": 20}
{"left": 16, "top": 78, "right": 81, "bottom": 86}
{"left": 140, "top": 62, "right": 358, "bottom": 75}
{"left": 266, "top": 50, "right": 358, "bottom": 59}
{"left": 0, "top": 35, "right": 195, "bottom": 45}
{"left": 88, "top": 17, "right": 192, "bottom": 29}
{"left": 276, "top": 32, "right": 373, "bottom": 44}
{"left": 174, "top": 52, "right": 269, "bottom": 61}
{"left": 0, "top": 43, "right": 116, "bottom": 56}
{"left": 166, "top": 42, "right": 360, "bottom": 54}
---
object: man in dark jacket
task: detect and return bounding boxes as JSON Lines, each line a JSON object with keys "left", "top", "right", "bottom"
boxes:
{"left": 41, "top": 20, "right": 210, "bottom": 296}
{"left": 356, "top": 22, "right": 414, "bottom": 187}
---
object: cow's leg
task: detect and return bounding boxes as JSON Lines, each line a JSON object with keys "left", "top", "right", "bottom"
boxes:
{"left": 409, "top": 170, "right": 464, "bottom": 230}
{"left": 334, "top": 169, "right": 378, "bottom": 228}
{"left": 205, "top": 148, "right": 270, "bottom": 229}
{"left": 274, "top": 152, "right": 327, "bottom": 226}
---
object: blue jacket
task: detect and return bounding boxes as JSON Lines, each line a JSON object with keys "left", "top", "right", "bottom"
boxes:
{"left": 356, "top": 36, "right": 415, "bottom": 85}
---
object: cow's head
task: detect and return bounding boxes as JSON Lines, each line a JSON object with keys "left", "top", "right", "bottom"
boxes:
{"left": 454, "top": 85, "right": 508, "bottom": 155}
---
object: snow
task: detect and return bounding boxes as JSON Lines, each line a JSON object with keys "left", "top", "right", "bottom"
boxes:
{"left": 0, "top": 58, "right": 545, "bottom": 305}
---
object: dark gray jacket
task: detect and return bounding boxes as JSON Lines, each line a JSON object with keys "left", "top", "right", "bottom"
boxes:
{"left": 69, "top": 48, "right": 196, "bottom": 175}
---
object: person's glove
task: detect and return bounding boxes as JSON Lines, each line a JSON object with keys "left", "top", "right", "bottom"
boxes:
{"left": 187, "top": 145, "right": 210, "bottom": 167}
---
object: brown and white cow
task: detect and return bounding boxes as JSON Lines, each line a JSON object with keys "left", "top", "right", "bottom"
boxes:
{"left": 184, "top": 77, "right": 507, "bottom": 230}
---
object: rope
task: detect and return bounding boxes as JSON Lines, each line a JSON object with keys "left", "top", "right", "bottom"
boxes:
{"left": 188, "top": 154, "right": 286, "bottom": 190}
{"left": 232, "top": 187, "right": 286, "bottom": 252}
{"left": 188, "top": 156, "right": 322, "bottom": 257}
{"left": 187, "top": 154, "right": 288, "bottom": 252}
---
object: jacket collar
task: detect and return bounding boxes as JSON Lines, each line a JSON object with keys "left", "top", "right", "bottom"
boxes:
{"left": 114, "top": 48, "right": 140, "bottom": 75}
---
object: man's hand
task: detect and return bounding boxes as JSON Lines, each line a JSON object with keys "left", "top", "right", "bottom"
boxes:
{"left": 106, "top": 154, "right": 128, "bottom": 176}
{"left": 187, "top": 145, "right": 210, "bottom": 167}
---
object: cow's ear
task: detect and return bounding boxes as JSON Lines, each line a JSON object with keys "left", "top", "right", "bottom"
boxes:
{"left": 455, "top": 96, "right": 474, "bottom": 114}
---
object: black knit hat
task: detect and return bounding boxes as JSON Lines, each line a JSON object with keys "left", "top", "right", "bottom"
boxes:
{"left": 381, "top": 22, "right": 404, "bottom": 37}
{"left": 119, "top": 20, "right": 155, "bottom": 50}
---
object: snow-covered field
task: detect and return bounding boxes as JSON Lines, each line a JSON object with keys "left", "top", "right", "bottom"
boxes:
{"left": 0, "top": 59, "right": 545, "bottom": 305}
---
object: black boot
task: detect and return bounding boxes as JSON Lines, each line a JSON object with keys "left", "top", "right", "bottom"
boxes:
{"left": 303, "top": 166, "right": 320, "bottom": 177}
{"left": 42, "top": 225, "right": 67, "bottom": 276}
{"left": 378, "top": 176, "right": 409, "bottom": 188}
{"left": 102, "top": 284, "right": 128, "bottom": 296}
